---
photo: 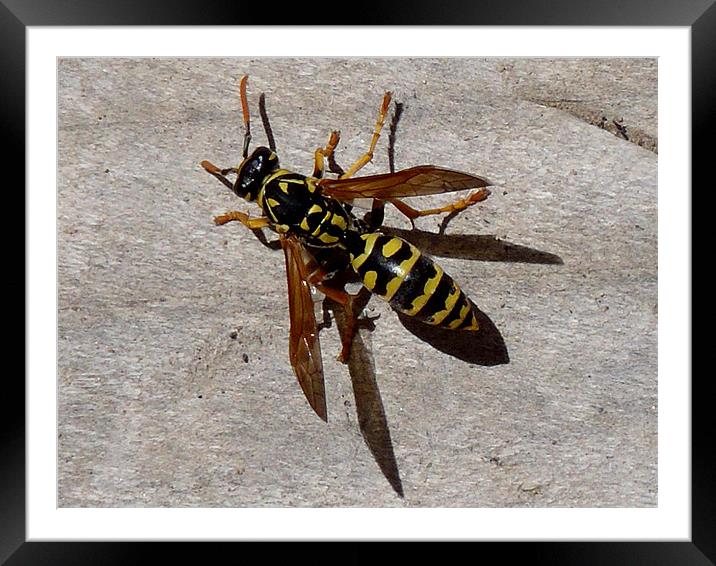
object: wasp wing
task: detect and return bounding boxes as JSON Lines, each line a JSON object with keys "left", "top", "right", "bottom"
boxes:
{"left": 318, "top": 165, "right": 493, "bottom": 200}
{"left": 281, "top": 235, "right": 328, "bottom": 422}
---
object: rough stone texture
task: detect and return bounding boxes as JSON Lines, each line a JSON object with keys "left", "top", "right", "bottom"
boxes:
{"left": 58, "top": 58, "right": 657, "bottom": 507}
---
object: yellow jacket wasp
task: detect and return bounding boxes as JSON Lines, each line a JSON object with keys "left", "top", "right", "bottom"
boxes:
{"left": 201, "top": 75, "right": 493, "bottom": 421}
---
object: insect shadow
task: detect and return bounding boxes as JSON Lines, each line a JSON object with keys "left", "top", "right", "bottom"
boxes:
{"left": 317, "top": 229, "right": 562, "bottom": 496}
{"left": 384, "top": 226, "right": 564, "bottom": 266}
{"left": 324, "top": 291, "right": 404, "bottom": 498}
{"left": 205, "top": 78, "right": 563, "bottom": 497}
{"left": 252, "top": 210, "right": 562, "bottom": 497}
{"left": 384, "top": 226, "right": 563, "bottom": 366}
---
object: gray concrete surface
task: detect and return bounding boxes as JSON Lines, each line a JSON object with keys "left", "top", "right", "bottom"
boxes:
{"left": 58, "top": 58, "right": 657, "bottom": 507}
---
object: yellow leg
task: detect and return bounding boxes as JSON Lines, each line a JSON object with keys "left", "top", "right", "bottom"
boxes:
{"left": 312, "top": 130, "right": 342, "bottom": 178}
{"left": 214, "top": 210, "right": 271, "bottom": 229}
{"left": 340, "top": 92, "right": 392, "bottom": 179}
{"left": 389, "top": 187, "right": 491, "bottom": 221}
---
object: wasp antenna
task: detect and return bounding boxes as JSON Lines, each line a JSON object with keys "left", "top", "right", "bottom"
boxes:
{"left": 382, "top": 91, "right": 393, "bottom": 114}
{"left": 259, "top": 93, "right": 277, "bottom": 152}
{"left": 239, "top": 74, "right": 251, "bottom": 158}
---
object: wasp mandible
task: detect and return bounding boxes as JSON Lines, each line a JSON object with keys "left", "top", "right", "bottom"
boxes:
{"left": 201, "top": 75, "right": 493, "bottom": 421}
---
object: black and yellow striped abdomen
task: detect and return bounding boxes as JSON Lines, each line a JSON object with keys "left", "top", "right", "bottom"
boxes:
{"left": 346, "top": 232, "right": 479, "bottom": 330}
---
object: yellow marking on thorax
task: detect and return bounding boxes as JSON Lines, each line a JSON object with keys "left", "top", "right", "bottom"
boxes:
{"left": 308, "top": 211, "right": 338, "bottom": 237}
{"left": 264, "top": 169, "right": 293, "bottom": 184}
{"left": 405, "top": 264, "right": 444, "bottom": 316}
{"left": 308, "top": 204, "right": 323, "bottom": 216}
{"left": 276, "top": 176, "right": 307, "bottom": 195}
{"left": 330, "top": 214, "right": 347, "bottom": 230}
{"left": 299, "top": 217, "right": 311, "bottom": 231}
{"left": 318, "top": 232, "right": 340, "bottom": 244}
{"left": 257, "top": 187, "right": 265, "bottom": 210}
{"left": 350, "top": 233, "right": 380, "bottom": 270}
{"left": 261, "top": 190, "right": 279, "bottom": 223}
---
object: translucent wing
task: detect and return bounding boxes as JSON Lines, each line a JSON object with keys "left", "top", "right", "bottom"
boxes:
{"left": 281, "top": 235, "right": 327, "bottom": 421}
{"left": 318, "top": 165, "right": 493, "bottom": 200}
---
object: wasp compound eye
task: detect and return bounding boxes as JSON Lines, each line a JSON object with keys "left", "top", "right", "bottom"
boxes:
{"left": 236, "top": 146, "right": 279, "bottom": 201}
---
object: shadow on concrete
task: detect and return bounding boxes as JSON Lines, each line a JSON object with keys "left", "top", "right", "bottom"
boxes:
{"left": 383, "top": 226, "right": 563, "bottom": 366}
{"left": 263, "top": 228, "right": 561, "bottom": 496}
{"left": 324, "top": 293, "right": 404, "bottom": 498}
{"left": 396, "top": 306, "right": 509, "bottom": 366}
{"left": 383, "top": 226, "right": 564, "bottom": 265}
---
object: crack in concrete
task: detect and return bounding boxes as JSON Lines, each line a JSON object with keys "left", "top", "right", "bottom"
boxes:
{"left": 529, "top": 98, "right": 658, "bottom": 154}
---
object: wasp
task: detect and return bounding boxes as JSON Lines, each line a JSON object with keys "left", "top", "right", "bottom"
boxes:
{"left": 201, "top": 76, "right": 493, "bottom": 421}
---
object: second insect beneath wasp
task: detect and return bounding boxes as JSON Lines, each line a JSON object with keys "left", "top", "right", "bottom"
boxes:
{"left": 201, "top": 75, "right": 493, "bottom": 421}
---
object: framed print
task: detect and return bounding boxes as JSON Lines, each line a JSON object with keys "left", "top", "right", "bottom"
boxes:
{"left": 9, "top": 0, "right": 709, "bottom": 562}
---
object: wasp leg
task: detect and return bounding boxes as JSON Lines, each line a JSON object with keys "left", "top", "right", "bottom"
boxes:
{"left": 313, "top": 130, "right": 343, "bottom": 178}
{"left": 323, "top": 130, "right": 346, "bottom": 177}
{"left": 289, "top": 256, "right": 361, "bottom": 363}
{"left": 361, "top": 199, "right": 385, "bottom": 231}
{"left": 340, "top": 92, "right": 392, "bottom": 180}
{"left": 366, "top": 101, "right": 404, "bottom": 230}
{"left": 201, "top": 160, "right": 235, "bottom": 191}
{"left": 333, "top": 287, "right": 379, "bottom": 363}
{"left": 304, "top": 269, "right": 373, "bottom": 363}
{"left": 330, "top": 290, "right": 375, "bottom": 364}
{"left": 327, "top": 147, "right": 346, "bottom": 177}
{"left": 214, "top": 210, "right": 271, "bottom": 230}
{"left": 389, "top": 187, "right": 492, "bottom": 226}
{"left": 204, "top": 163, "right": 279, "bottom": 247}
{"left": 317, "top": 300, "right": 334, "bottom": 332}
{"left": 252, "top": 229, "right": 282, "bottom": 250}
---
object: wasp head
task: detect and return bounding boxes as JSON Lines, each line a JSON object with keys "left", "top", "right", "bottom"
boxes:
{"left": 234, "top": 146, "right": 279, "bottom": 201}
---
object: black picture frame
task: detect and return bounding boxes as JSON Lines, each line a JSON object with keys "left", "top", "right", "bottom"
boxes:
{"left": 8, "top": 0, "right": 707, "bottom": 563}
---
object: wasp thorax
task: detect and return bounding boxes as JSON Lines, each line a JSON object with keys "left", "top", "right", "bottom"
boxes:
{"left": 235, "top": 146, "right": 279, "bottom": 201}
